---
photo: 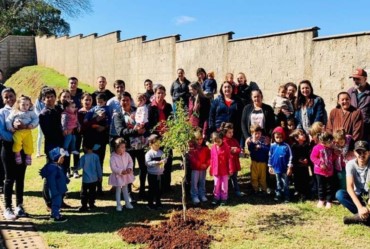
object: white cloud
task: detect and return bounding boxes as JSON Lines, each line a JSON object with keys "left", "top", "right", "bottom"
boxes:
{"left": 175, "top": 16, "right": 196, "bottom": 25}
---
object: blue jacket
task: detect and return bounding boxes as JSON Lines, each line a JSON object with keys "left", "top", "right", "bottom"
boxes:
{"left": 268, "top": 142, "right": 293, "bottom": 174}
{"left": 248, "top": 139, "right": 270, "bottom": 163}
{"left": 295, "top": 96, "right": 327, "bottom": 130}
{"left": 40, "top": 162, "right": 69, "bottom": 198}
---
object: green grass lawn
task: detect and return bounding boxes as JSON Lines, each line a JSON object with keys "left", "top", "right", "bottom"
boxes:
{"left": 5, "top": 66, "right": 370, "bottom": 248}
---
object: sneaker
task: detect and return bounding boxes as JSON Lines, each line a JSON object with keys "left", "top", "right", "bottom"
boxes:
{"left": 64, "top": 151, "right": 70, "bottom": 157}
{"left": 284, "top": 199, "right": 290, "bottom": 204}
{"left": 53, "top": 215, "right": 68, "bottom": 223}
{"left": 25, "top": 155, "right": 32, "bottom": 165}
{"left": 125, "top": 203, "right": 134, "bottom": 209}
{"left": 116, "top": 205, "right": 122, "bottom": 211}
{"left": 192, "top": 197, "right": 200, "bottom": 204}
{"left": 15, "top": 205, "right": 28, "bottom": 218}
{"left": 235, "top": 191, "right": 245, "bottom": 197}
{"left": 66, "top": 172, "right": 72, "bottom": 178}
{"left": 220, "top": 200, "right": 227, "bottom": 206}
{"left": 4, "top": 208, "right": 17, "bottom": 220}
{"left": 266, "top": 188, "right": 272, "bottom": 195}
{"left": 274, "top": 196, "right": 280, "bottom": 201}
{"left": 78, "top": 206, "right": 89, "bottom": 212}
{"left": 211, "top": 198, "right": 219, "bottom": 205}
{"left": 71, "top": 150, "right": 79, "bottom": 155}
{"left": 317, "top": 200, "right": 325, "bottom": 208}
{"left": 325, "top": 202, "right": 332, "bottom": 209}
{"left": 73, "top": 172, "right": 80, "bottom": 179}
{"left": 200, "top": 196, "right": 208, "bottom": 202}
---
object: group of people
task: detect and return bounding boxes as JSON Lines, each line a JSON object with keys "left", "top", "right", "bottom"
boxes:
{"left": 0, "top": 67, "right": 369, "bottom": 226}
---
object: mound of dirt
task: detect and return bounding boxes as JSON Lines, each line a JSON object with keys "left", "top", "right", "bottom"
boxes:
{"left": 118, "top": 209, "right": 217, "bottom": 249}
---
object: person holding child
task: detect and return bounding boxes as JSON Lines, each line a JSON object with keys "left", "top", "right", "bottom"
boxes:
{"left": 6, "top": 95, "right": 39, "bottom": 165}
{"left": 109, "top": 138, "right": 135, "bottom": 211}
{"left": 61, "top": 100, "right": 80, "bottom": 157}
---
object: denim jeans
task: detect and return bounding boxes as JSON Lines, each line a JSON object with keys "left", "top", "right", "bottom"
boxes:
{"left": 190, "top": 170, "right": 206, "bottom": 199}
{"left": 63, "top": 134, "right": 76, "bottom": 151}
{"left": 275, "top": 173, "right": 290, "bottom": 199}
{"left": 50, "top": 192, "right": 62, "bottom": 218}
{"left": 336, "top": 189, "right": 366, "bottom": 214}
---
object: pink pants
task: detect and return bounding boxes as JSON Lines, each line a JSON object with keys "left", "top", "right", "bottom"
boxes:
{"left": 213, "top": 175, "right": 229, "bottom": 200}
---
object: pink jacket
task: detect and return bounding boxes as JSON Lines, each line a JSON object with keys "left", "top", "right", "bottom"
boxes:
{"left": 61, "top": 110, "right": 80, "bottom": 131}
{"left": 210, "top": 142, "right": 230, "bottom": 177}
{"left": 223, "top": 137, "right": 241, "bottom": 173}
{"left": 310, "top": 143, "right": 336, "bottom": 177}
{"left": 108, "top": 152, "right": 135, "bottom": 187}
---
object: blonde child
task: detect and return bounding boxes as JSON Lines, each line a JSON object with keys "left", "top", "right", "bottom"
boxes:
{"left": 202, "top": 71, "right": 217, "bottom": 99}
{"left": 247, "top": 124, "right": 270, "bottom": 194}
{"left": 61, "top": 100, "right": 80, "bottom": 156}
{"left": 268, "top": 127, "right": 293, "bottom": 202}
{"left": 310, "top": 132, "right": 336, "bottom": 208}
{"left": 131, "top": 93, "right": 148, "bottom": 149}
{"left": 210, "top": 132, "right": 231, "bottom": 205}
{"left": 220, "top": 122, "right": 244, "bottom": 197}
{"left": 6, "top": 95, "right": 38, "bottom": 165}
{"left": 333, "top": 129, "right": 355, "bottom": 190}
{"left": 308, "top": 121, "right": 324, "bottom": 145}
{"left": 188, "top": 128, "right": 210, "bottom": 204}
{"left": 145, "top": 134, "right": 166, "bottom": 210}
{"left": 271, "top": 85, "right": 294, "bottom": 118}
{"left": 109, "top": 138, "right": 135, "bottom": 211}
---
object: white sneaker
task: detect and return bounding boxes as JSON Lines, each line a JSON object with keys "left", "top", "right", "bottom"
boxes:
{"left": 192, "top": 197, "right": 200, "bottom": 204}
{"left": 317, "top": 200, "right": 325, "bottom": 208}
{"left": 116, "top": 205, "right": 122, "bottom": 211}
{"left": 64, "top": 151, "right": 70, "bottom": 157}
{"left": 15, "top": 205, "right": 28, "bottom": 217}
{"left": 200, "top": 196, "right": 208, "bottom": 202}
{"left": 4, "top": 208, "right": 17, "bottom": 220}
{"left": 71, "top": 150, "right": 79, "bottom": 155}
{"left": 125, "top": 203, "right": 133, "bottom": 209}
{"left": 73, "top": 172, "right": 80, "bottom": 179}
{"left": 325, "top": 202, "right": 332, "bottom": 209}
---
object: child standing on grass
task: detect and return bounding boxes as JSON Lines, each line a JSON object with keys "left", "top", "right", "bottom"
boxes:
{"left": 220, "top": 122, "right": 244, "bottom": 197}
{"left": 6, "top": 95, "right": 38, "bottom": 165}
{"left": 77, "top": 141, "right": 102, "bottom": 212}
{"left": 210, "top": 132, "right": 231, "bottom": 205}
{"left": 109, "top": 138, "right": 135, "bottom": 211}
{"left": 333, "top": 129, "right": 355, "bottom": 190}
{"left": 188, "top": 128, "right": 210, "bottom": 204}
{"left": 247, "top": 124, "right": 270, "bottom": 195}
{"left": 290, "top": 129, "right": 311, "bottom": 201}
{"left": 145, "top": 134, "right": 166, "bottom": 210}
{"left": 40, "top": 147, "right": 69, "bottom": 222}
{"left": 310, "top": 132, "right": 336, "bottom": 208}
{"left": 268, "top": 127, "right": 293, "bottom": 202}
{"left": 61, "top": 100, "right": 80, "bottom": 157}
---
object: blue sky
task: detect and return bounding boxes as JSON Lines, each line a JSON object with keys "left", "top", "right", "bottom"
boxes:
{"left": 67, "top": 0, "right": 370, "bottom": 40}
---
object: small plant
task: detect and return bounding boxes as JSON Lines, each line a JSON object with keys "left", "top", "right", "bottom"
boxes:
{"left": 159, "top": 100, "right": 196, "bottom": 221}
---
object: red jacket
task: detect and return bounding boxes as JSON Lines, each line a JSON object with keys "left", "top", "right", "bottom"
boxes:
{"left": 210, "top": 142, "right": 231, "bottom": 176}
{"left": 223, "top": 137, "right": 241, "bottom": 173}
{"left": 188, "top": 144, "right": 210, "bottom": 171}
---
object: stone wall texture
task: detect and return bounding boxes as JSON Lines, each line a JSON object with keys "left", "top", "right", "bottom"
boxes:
{"left": 31, "top": 27, "right": 370, "bottom": 109}
{"left": 0, "top": 36, "right": 36, "bottom": 78}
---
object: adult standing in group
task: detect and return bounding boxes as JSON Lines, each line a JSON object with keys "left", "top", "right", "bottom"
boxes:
{"left": 107, "top": 80, "right": 134, "bottom": 114}
{"left": 294, "top": 80, "right": 327, "bottom": 134}
{"left": 170, "top": 68, "right": 191, "bottom": 111}
{"left": 148, "top": 84, "right": 173, "bottom": 192}
{"left": 68, "top": 77, "right": 83, "bottom": 109}
{"left": 347, "top": 68, "right": 370, "bottom": 142}
{"left": 92, "top": 76, "right": 115, "bottom": 106}
{"left": 110, "top": 92, "right": 147, "bottom": 199}
{"left": 188, "top": 82, "right": 210, "bottom": 138}
{"left": 144, "top": 79, "right": 154, "bottom": 105}
{"left": 241, "top": 89, "right": 275, "bottom": 141}
{"left": 209, "top": 81, "right": 244, "bottom": 142}
{"left": 196, "top": 68, "right": 207, "bottom": 86}
{"left": 0, "top": 88, "right": 28, "bottom": 220}
{"left": 326, "top": 92, "right": 363, "bottom": 141}
{"left": 236, "top": 72, "right": 259, "bottom": 107}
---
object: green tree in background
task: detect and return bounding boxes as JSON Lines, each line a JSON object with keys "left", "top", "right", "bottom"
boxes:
{"left": 0, "top": 0, "right": 91, "bottom": 38}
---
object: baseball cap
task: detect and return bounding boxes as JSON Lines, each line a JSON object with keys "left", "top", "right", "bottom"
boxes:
{"left": 354, "top": 141, "right": 369, "bottom": 151}
{"left": 350, "top": 68, "right": 367, "bottom": 78}
{"left": 49, "top": 147, "right": 67, "bottom": 161}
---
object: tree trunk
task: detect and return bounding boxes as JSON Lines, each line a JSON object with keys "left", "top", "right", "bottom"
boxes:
{"left": 181, "top": 154, "right": 187, "bottom": 221}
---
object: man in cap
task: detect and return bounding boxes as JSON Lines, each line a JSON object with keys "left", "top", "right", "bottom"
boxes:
{"left": 347, "top": 68, "right": 370, "bottom": 141}
{"left": 336, "top": 140, "right": 370, "bottom": 226}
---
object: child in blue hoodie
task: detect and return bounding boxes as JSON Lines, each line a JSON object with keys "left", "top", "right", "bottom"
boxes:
{"left": 40, "top": 147, "right": 69, "bottom": 222}
{"left": 268, "top": 126, "right": 293, "bottom": 202}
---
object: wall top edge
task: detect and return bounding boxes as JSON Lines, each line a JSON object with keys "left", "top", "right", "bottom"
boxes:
{"left": 82, "top": 33, "right": 98, "bottom": 38}
{"left": 0, "top": 35, "right": 35, "bottom": 43}
{"left": 230, "top": 27, "right": 320, "bottom": 42}
{"left": 313, "top": 31, "right": 370, "bottom": 41}
{"left": 118, "top": 35, "right": 147, "bottom": 43}
{"left": 177, "top": 32, "right": 234, "bottom": 43}
{"left": 96, "top": 30, "right": 121, "bottom": 40}
{"left": 143, "top": 34, "right": 181, "bottom": 43}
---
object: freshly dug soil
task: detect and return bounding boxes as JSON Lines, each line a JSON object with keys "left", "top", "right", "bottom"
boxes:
{"left": 118, "top": 209, "right": 216, "bottom": 249}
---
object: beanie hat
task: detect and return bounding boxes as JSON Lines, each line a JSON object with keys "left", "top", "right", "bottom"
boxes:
{"left": 272, "top": 126, "right": 286, "bottom": 141}
{"left": 49, "top": 147, "right": 67, "bottom": 162}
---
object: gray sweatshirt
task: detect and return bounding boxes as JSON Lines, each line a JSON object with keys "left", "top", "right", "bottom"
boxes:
{"left": 145, "top": 149, "right": 166, "bottom": 175}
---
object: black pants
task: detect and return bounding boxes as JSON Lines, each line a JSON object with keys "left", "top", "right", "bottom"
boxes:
{"left": 316, "top": 174, "right": 334, "bottom": 202}
{"left": 2, "top": 140, "right": 27, "bottom": 208}
{"left": 94, "top": 142, "right": 106, "bottom": 192}
{"left": 161, "top": 149, "right": 173, "bottom": 192}
{"left": 294, "top": 166, "right": 310, "bottom": 197}
{"left": 81, "top": 181, "right": 97, "bottom": 207}
{"left": 148, "top": 174, "right": 162, "bottom": 206}
{"left": 128, "top": 149, "right": 147, "bottom": 194}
